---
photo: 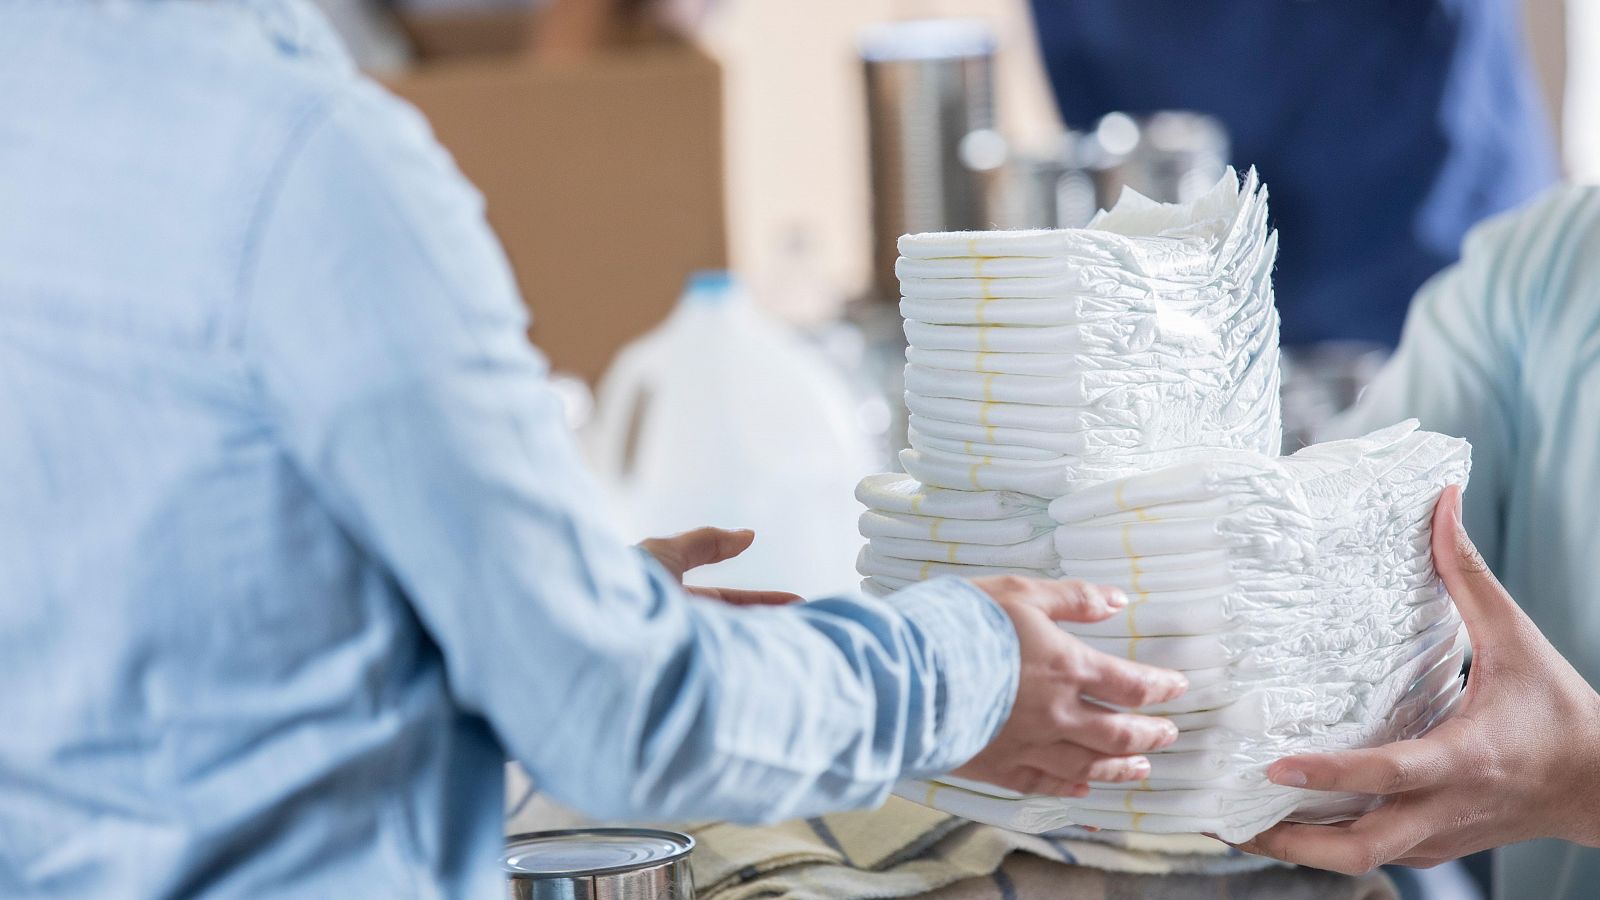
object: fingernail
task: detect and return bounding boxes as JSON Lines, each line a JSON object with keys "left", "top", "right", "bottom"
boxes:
{"left": 1271, "top": 766, "right": 1308, "bottom": 787}
{"left": 1129, "top": 757, "right": 1151, "bottom": 778}
{"left": 1162, "top": 721, "right": 1179, "bottom": 743}
{"left": 1105, "top": 588, "right": 1128, "bottom": 609}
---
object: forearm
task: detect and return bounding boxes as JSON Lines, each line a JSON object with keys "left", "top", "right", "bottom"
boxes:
{"left": 236, "top": 84, "right": 1026, "bottom": 823}
{"left": 527, "top": 576, "right": 1019, "bottom": 822}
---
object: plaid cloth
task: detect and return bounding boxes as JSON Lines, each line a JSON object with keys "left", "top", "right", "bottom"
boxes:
{"left": 503, "top": 768, "right": 1396, "bottom": 900}
{"left": 679, "top": 797, "right": 1397, "bottom": 900}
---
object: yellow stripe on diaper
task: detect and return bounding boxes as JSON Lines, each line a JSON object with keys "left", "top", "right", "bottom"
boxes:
{"left": 929, "top": 518, "right": 942, "bottom": 540}
{"left": 978, "top": 324, "right": 991, "bottom": 352}
{"left": 1119, "top": 524, "right": 1139, "bottom": 566}
{"left": 1119, "top": 512, "right": 1154, "bottom": 652}
{"left": 982, "top": 374, "right": 995, "bottom": 402}
{"left": 910, "top": 493, "right": 924, "bottom": 514}
{"left": 925, "top": 781, "right": 941, "bottom": 807}
{"left": 974, "top": 276, "right": 995, "bottom": 324}
{"left": 985, "top": 424, "right": 997, "bottom": 442}
{"left": 1139, "top": 778, "right": 1151, "bottom": 791}
{"left": 919, "top": 561, "right": 933, "bottom": 580}
{"left": 946, "top": 542, "right": 959, "bottom": 563}
{"left": 1126, "top": 791, "right": 1150, "bottom": 831}
{"left": 973, "top": 255, "right": 986, "bottom": 276}
{"left": 975, "top": 351, "right": 992, "bottom": 373}
{"left": 963, "top": 441, "right": 974, "bottom": 454}
{"left": 966, "top": 236, "right": 980, "bottom": 257}
{"left": 1116, "top": 481, "right": 1160, "bottom": 523}
{"left": 968, "top": 458, "right": 991, "bottom": 489}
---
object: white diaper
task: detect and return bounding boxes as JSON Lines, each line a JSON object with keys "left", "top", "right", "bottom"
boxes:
{"left": 858, "top": 509, "right": 1055, "bottom": 545}
{"left": 855, "top": 547, "right": 1058, "bottom": 583}
{"left": 854, "top": 473, "right": 1046, "bottom": 519}
{"left": 908, "top": 427, "right": 1067, "bottom": 462}
{"left": 903, "top": 320, "right": 1097, "bottom": 354}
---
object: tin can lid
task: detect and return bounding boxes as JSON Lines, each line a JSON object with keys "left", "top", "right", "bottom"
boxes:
{"left": 502, "top": 828, "right": 695, "bottom": 879}
{"left": 859, "top": 19, "right": 995, "bottom": 63}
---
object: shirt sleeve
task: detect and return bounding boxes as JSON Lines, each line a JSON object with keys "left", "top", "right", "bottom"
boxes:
{"left": 1329, "top": 187, "right": 1591, "bottom": 568}
{"left": 235, "top": 81, "right": 1019, "bottom": 823}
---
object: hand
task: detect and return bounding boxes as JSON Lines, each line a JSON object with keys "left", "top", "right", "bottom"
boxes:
{"left": 1235, "top": 485, "right": 1600, "bottom": 874}
{"left": 640, "top": 527, "right": 802, "bottom": 607}
{"left": 953, "top": 576, "right": 1189, "bottom": 798}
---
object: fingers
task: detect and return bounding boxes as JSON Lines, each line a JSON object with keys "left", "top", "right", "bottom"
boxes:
{"left": 1267, "top": 739, "right": 1453, "bottom": 795}
{"left": 642, "top": 527, "right": 756, "bottom": 578}
{"left": 687, "top": 586, "right": 803, "bottom": 606}
{"left": 974, "top": 576, "right": 1128, "bottom": 623}
{"left": 1237, "top": 807, "right": 1421, "bottom": 876}
{"left": 1077, "top": 647, "right": 1189, "bottom": 709}
{"left": 683, "top": 526, "right": 757, "bottom": 569}
{"left": 1079, "top": 753, "right": 1153, "bottom": 784}
{"left": 1019, "top": 742, "right": 1153, "bottom": 784}
{"left": 1235, "top": 821, "right": 1381, "bottom": 874}
{"left": 980, "top": 767, "right": 1091, "bottom": 799}
{"left": 1431, "top": 485, "right": 1519, "bottom": 644}
{"left": 1064, "top": 703, "right": 1180, "bottom": 756}
{"left": 1035, "top": 579, "right": 1129, "bottom": 622}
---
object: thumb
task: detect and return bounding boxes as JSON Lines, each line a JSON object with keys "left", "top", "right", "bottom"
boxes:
{"left": 1431, "top": 484, "right": 1518, "bottom": 650}
{"left": 643, "top": 527, "right": 755, "bottom": 578}
{"left": 1029, "top": 578, "right": 1129, "bottom": 623}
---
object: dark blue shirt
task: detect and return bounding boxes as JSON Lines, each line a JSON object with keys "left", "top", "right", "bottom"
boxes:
{"left": 1029, "top": 0, "right": 1558, "bottom": 346}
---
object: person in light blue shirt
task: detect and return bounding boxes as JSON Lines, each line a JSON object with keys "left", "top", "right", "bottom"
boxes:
{"left": 0, "top": 2, "right": 1187, "bottom": 896}
{"left": 1233, "top": 188, "right": 1600, "bottom": 898}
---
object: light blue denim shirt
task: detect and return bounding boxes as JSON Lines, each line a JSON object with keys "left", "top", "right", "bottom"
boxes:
{"left": 0, "top": 2, "right": 1019, "bottom": 896}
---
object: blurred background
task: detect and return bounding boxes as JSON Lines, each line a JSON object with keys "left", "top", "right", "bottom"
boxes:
{"left": 315, "top": 0, "right": 1587, "bottom": 595}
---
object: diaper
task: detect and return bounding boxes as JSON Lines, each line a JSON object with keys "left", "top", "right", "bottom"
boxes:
{"left": 869, "top": 531, "right": 1060, "bottom": 570}
{"left": 855, "top": 547, "right": 1058, "bottom": 583}
{"left": 860, "top": 170, "right": 1474, "bottom": 843}
{"left": 858, "top": 509, "right": 1055, "bottom": 545}
{"left": 854, "top": 472, "right": 1048, "bottom": 520}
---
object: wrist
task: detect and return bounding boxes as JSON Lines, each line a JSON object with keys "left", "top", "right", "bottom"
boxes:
{"left": 881, "top": 577, "right": 1020, "bottom": 774}
{"left": 1563, "top": 695, "right": 1600, "bottom": 846}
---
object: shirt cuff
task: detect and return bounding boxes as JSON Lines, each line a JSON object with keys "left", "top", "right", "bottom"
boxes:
{"left": 881, "top": 576, "right": 1020, "bottom": 777}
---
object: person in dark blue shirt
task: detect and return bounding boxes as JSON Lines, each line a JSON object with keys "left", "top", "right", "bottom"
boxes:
{"left": 1029, "top": 0, "right": 1558, "bottom": 347}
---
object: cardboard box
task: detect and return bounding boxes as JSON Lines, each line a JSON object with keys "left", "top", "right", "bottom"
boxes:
{"left": 388, "top": 22, "right": 726, "bottom": 383}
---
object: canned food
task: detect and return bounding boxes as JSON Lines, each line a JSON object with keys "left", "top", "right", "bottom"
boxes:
{"left": 503, "top": 828, "right": 695, "bottom": 900}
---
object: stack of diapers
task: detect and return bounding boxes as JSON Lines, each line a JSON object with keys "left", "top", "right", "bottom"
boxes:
{"left": 892, "top": 421, "right": 1471, "bottom": 842}
{"left": 856, "top": 473, "right": 1057, "bottom": 596}
{"left": 897, "top": 166, "right": 1282, "bottom": 498}
{"left": 858, "top": 169, "right": 1473, "bottom": 843}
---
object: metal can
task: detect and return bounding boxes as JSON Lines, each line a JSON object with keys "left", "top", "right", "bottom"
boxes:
{"left": 502, "top": 828, "right": 696, "bottom": 900}
{"left": 860, "top": 19, "right": 1000, "bottom": 303}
